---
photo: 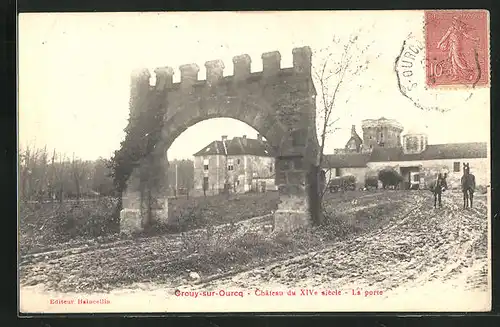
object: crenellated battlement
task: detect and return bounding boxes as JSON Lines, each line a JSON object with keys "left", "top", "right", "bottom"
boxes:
{"left": 130, "top": 46, "right": 312, "bottom": 91}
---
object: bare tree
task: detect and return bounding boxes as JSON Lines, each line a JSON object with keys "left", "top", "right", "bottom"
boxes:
{"left": 313, "top": 31, "right": 374, "bottom": 200}
{"left": 18, "top": 144, "right": 47, "bottom": 202}
{"left": 19, "top": 145, "right": 29, "bottom": 201}
{"left": 91, "top": 157, "right": 114, "bottom": 197}
{"left": 36, "top": 146, "right": 49, "bottom": 203}
{"left": 48, "top": 149, "right": 57, "bottom": 202}
{"left": 53, "top": 152, "right": 69, "bottom": 203}
{"left": 71, "top": 153, "right": 88, "bottom": 202}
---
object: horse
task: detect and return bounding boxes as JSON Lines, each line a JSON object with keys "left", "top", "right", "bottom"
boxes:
{"left": 461, "top": 162, "right": 476, "bottom": 209}
{"left": 430, "top": 172, "right": 448, "bottom": 208}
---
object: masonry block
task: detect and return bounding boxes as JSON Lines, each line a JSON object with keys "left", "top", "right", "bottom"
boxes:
{"left": 292, "top": 157, "right": 304, "bottom": 170}
{"left": 154, "top": 66, "right": 174, "bottom": 90}
{"left": 274, "top": 211, "right": 311, "bottom": 233}
{"left": 276, "top": 171, "right": 287, "bottom": 185}
{"left": 131, "top": 68, "right": 151, "bottom": 84}
{"left": 205, "top": 60, "right": 225, "bottom": 85}
{"left": 276, "top": 157, "right": 292, "bottom": 171}
{"left": 151, "top": 207, "right": 169, "bottom": 225}
{"left": 292, "top": 128, "right": 308, "bottom": 146}
{"left": 274, "top": 191, "right": 310, "bottom": 233}
{"left": 232, "top": 54, "right": 251, "bottom": 81}
{"left": 120, "top": 209, "right": 143, "bottom": 235}
{"left": 179, "top": 63, "right": 200, "bottom": 88}
{"left": 262, "top": 51, "right": 281, "bottom": 77}
{"left": 292, "top": 46, "right": 312, "bottom": 74}
{"left": 287, "top": 171, "right": 306, "bottom": 185}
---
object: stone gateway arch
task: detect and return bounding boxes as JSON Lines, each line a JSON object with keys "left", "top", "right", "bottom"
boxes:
{"left": 119, "top": 46, "right": 322, "bottom": 234}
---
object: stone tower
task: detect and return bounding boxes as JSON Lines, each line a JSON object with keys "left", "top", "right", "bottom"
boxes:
{"left": 361, "top": 117, "right": 404, "bottom": 149}
{"left": 402, "top": 130, "right": 429, "bottom": 154}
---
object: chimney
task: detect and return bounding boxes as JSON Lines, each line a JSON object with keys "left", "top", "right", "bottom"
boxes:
{"left": 242, "top": 135, "right": 247, "bottom": 146}
{"left": 351, "top": 125, "right": 357, "bottom": 136}
{"left": 221, "top": 135, "right": 228, "bottom": 142}
{"left": 257, "top": 133, "right": 262, "bottom": 141}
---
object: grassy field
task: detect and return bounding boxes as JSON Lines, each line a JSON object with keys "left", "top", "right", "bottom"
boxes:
{"left": 165, "top": 192, "right": 279, "bottom": 231}
{"left": 18, "top": 192, "right": 280, "bottom": 256}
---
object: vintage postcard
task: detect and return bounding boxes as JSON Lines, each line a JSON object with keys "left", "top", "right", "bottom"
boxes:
{"left": 18, "top": 10, "right": 491, "bottom": 314}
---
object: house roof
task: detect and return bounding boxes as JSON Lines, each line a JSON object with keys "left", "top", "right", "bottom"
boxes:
{"left": 346, "top": 134, "right": 363, "bottom": 147}
{"left": 370, "top": 142, "right": 488, "bottom": 162}
{"left": 323, "top": 153, "right": 371, "bottom": 168}
{"left": 193, "top": 137, "right": 275, "bottom": 157}
{"left": 323, "top": 142, "right": 487, "bottom": 168}
{"left": 192, "top": 140, "right": 226, "bottom": 156}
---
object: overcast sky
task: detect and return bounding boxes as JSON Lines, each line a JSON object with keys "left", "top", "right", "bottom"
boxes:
{"left": 19, "top": 11, "right": 490, "bottom": 161}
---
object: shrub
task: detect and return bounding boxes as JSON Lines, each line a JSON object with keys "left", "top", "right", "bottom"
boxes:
{"left": 328, "top": 175, "right": 356, "bottom": 192}
{"left": 378, "top": 168, "right": 403, "bottom": 189}
{"left": 364, "top": 175, "right": 378, "bottom": 189}
{"left": 19, "top": 197, "right": 120, "bottom": 255}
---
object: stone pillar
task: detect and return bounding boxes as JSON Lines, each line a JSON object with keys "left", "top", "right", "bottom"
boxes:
{"left": 269, "top": 46, "right": 319, "bottom": 233}
{"left": 120, "top": 152, "right": 170, "bottom": 235}
{"left": 120, "top": 167, "right": 147, "bottom": 235}
{"left": 119, "top": 69, "right": 151, "bottom": 235}
{"left": 119, "top": 68, "right": 171, "bottom": 235}
{"left": 274, "top": 156, "right": 311, "bottom": 233}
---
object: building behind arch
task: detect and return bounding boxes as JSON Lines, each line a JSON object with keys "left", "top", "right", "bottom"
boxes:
{"left": 324, "top": 117, "right": 488, "bottom": 190}
{"left": 192, "top": 133, "right": 276, "bottom": 195}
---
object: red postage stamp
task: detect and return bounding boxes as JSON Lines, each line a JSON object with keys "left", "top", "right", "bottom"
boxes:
{"left": 425, "top": 10, "right": 490, "bottom": 88}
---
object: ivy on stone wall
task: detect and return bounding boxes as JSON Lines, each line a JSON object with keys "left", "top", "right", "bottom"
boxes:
{"left": 109, "top": 87, "right": 166, "bottom": 210}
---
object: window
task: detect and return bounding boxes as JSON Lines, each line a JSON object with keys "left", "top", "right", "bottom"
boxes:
{"left": 406, "top": 136, "right": 419, "bottom": 152}
{"left": 270, "top": 163, "right": 273, "bottom": 173}
{"left": 228, "top": 158, "right": 234, "bottom": 171}
{"left": 413, "top": 174, "right": 419, "bottom": 182}
{"left": 237, "top": 159, "right": 241, "bottom": 165}
{"left": 453, "top": 162, "right": 460, "bottom": 172}
{"left": 203, "top": 159, "right": 209, "bottom": 171}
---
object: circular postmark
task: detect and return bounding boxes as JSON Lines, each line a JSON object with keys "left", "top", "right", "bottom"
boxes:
{"left": 394, "top": 33, "right": 482, "bottom": 113}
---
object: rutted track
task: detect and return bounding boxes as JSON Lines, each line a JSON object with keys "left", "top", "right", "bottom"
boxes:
{"left": 184, "top": 192, "right": 488, "bottom": 294}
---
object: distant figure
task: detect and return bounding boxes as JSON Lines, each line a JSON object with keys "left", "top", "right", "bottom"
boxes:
{"left": 461, "top": 162, "right": 476, "bottom": 209}
{"left": 430, "top": 172, "right": 448, "bottom": 208}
